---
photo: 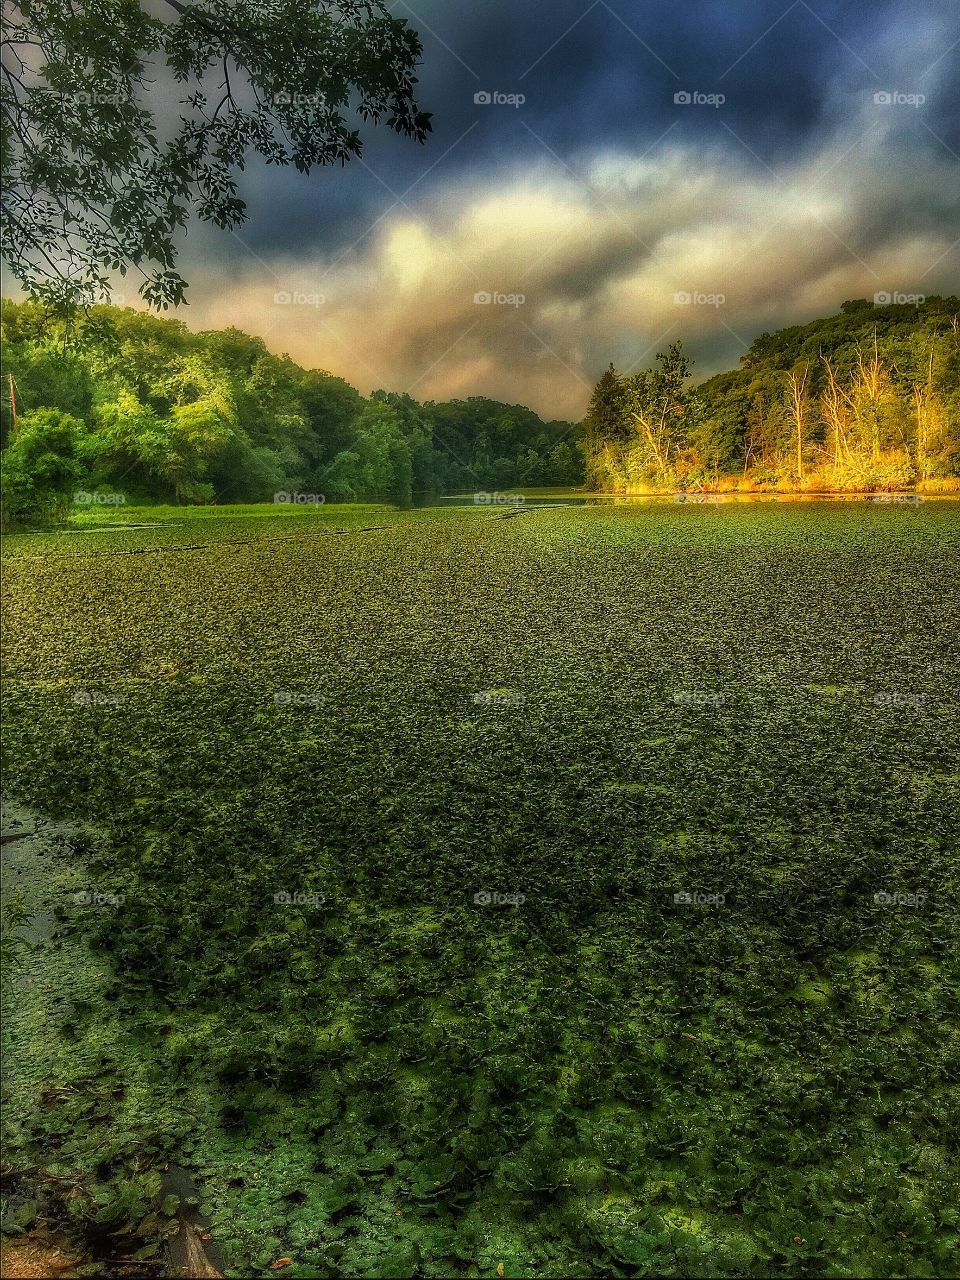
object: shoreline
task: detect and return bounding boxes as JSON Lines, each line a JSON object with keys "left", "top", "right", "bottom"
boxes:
{"left": 434, "top": 487, "right": 959, "bottom": 505}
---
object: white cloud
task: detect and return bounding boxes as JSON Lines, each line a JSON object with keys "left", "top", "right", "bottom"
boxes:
{"left": 176, "top": 121, "right": 960, "bottom": 418}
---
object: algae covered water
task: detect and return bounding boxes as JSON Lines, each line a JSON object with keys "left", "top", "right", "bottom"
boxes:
{"left": 2, "top": 500, "right": 958, "bottom": 1277}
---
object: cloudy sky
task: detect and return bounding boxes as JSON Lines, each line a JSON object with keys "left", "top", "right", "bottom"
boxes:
{"left": 174, "top": 0, "right": 959, "bottom": 420}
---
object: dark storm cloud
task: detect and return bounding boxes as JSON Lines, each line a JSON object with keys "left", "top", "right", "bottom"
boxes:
{"left": 170, "top": 0, "right": 959, "bottom": 417}
{"left": 229, "top": 0, "right": 958, "bottom": 258}
{"left": 186, "top": 114, "right": 958, "bottom": 416}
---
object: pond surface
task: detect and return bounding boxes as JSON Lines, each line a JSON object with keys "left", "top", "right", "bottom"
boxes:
{"left": 421, "top": 488, "right": 938, "bottom": 508}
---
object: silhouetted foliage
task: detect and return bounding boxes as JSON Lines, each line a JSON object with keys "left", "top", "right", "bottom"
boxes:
{"left": 1, "top": 0, "right": 431, "bottom": 310}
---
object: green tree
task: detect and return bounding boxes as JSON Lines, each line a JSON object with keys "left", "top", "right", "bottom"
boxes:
{"left": 545, "top": 440, "right": 580, "bottom": 485}
{"left": 585, "top": 364, "right": 629, "bottom": 441}
{"left": 583, "top": 363, "right": 629, "bottom": 485}
{"left": 687, "top": 371, "right": 749, "bottom": 474}
{"left": 316, "top": 448, "right": 362, "bottom": 502}
{"left": 1, "top": 0, "right": 431, "bottom": 310}
{"left": 165, "top": 397, "right": 237, "bottom": 502}
{"left": 625, "top": 342, "right": 702, "bottom": 480}
{"left": 298, "top": 369, "right": 365, "bottom": 471}
{"left": 1, "top": 406, "right": 86, "bottom": 526}
{"left": 92, "top": 386, "right": 169, "bottom": 480}
{"left": 354, "top": 400, "right": 413, "bottom": 506}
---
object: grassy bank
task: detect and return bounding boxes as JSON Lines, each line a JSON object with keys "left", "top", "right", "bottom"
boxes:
{"left": 604, "top": 475, "right": 960, "bottom": 497}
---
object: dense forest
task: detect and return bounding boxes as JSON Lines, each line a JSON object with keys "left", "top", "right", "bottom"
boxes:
{"left": 3, "top": 297, "right": 959, "bottom": 526}
{"left": 0, "top": 301, "right": 582, "bottom": 524}
{"left": 585, "top": 297, "right": 960, "bottom": 493}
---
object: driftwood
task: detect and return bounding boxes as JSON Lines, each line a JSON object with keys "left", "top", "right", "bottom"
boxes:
{"left": 167, "top": 1218, "right": 222, "bottom": 1279}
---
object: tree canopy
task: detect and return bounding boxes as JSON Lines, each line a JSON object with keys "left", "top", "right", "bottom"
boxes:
{"left": 587, "top": 298, "right": 960, "bottom": 493}
{"left": 0, "top": 298, "right": 584, "bottom": 522}
{"left": 1, "top": 0, "right": 431, "bottom": 310}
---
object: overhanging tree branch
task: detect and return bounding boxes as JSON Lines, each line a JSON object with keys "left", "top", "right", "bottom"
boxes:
{"left": 1, "top": 0, "right": 431, "bottom": 313}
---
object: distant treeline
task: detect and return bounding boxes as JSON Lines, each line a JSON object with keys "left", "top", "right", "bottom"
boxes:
{"left": 4, "top": 297, "right": 959, "bottom": 525}
{"left": 585, "top": 298, "right": 960, "bottom": 492}
{"left": 0, "top": 301, "right": 582, "bottom": 524}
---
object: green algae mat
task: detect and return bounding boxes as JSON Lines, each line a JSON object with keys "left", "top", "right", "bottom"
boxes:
{"left": 2, "top": 500, "right": 959, "bottom": 1277}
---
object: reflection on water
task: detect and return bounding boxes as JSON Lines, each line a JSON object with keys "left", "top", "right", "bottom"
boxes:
{"left": 422, "top": 490, "right": 948, "bottom": 509}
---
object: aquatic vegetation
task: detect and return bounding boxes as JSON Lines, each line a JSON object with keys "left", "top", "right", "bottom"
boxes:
{"left": 2, "top": 500, "right": 959, "bottom": 1277}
